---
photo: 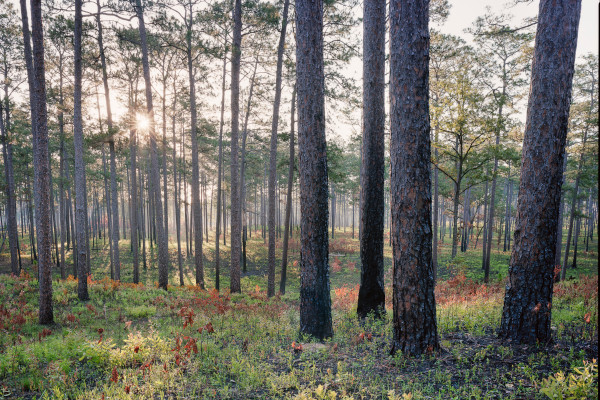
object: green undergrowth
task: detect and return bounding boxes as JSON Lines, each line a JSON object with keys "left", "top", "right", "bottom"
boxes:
{"left": 0, "top": 269, "right": 596, "bottom": 399}
{"left": 0, "top": 230, "right": 597, "bottom": 399}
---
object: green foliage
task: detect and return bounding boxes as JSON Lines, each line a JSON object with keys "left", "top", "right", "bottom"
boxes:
{"left": 540, "top": 359, "right": 598, "bottom": 400}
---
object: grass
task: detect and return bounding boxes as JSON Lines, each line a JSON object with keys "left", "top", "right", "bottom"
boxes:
{"left": 0, "top": 227, "right": 597, "bottom": 399}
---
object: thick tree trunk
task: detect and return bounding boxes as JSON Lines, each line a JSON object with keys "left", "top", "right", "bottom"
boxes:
{"left": 357, "top": 0, "right": 385, "bottom": 319}
{"left": 229, "top": 0, "right": 242, "bottom": 293}
{"left": 389, "top": 0, "right": 438, "bottom": 356}
{"left": 27, "top": 0, "right": 55, "bottom": 322}
{"left": 280, "top": 86, "right": 296, "bottom": 295}
{"left": 296, "top": 0, "right": 333, "bottom": 340}
{"left": 267, "top": 0, "right": 290, "bottom": 297}
{"left": 499, "top": 0, "right": 581, "bottom": 344}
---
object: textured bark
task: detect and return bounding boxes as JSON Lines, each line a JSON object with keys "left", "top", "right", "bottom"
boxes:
{"left": 357, "top": 0, "right": 385, "bottom": 319}
{"left": 186, "top": 9, "right": 204, "bottom": 288}
{"left": 229, "top": 0, "right": 242, "bottom": 293}
{"left": 296, "top": 0, "right": 333, "bottom": 340}
{"left": 389, "top": 0, "right": 438, "bottom": 356}
{"left": 267, "top": 0, "right": 290, "bottom": 297}
{"left": 136, "top": 0, "right": 170, "bottom": 290}
{"left": 280, "top": 86, "right": 296, "bottom": 295}
{"left": 499, "top": 0, "right": 581, "bottom": 344}
{"left": 28, "top": 0, "right": 55, "bottom": 322}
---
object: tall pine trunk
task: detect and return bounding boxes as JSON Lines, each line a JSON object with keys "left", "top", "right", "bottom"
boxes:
{"left": 172, "top": 83, "right": 183, "bottom": 286}
{"left": 499, "top": 0, "right": 581, "bottom": 344}
{"left": 389, "top": 0, "right": 438, "bottom": 356}
{"left": 229, "top": 0, "right": 242, "bottom": 293}
{"left": 135, "top": 0, "right": 170, "bottom": 290}
{"left": 215, "top": 46, "right": 227, "bottom": 291}
{"left": 186, "top": 10, "right": 205, "bottom": 288}
{"left": 357, "top": 0, "right": 385, "bottom": 319}
{"left": 26, "top": 0, "right": 55, "bottom": 322}
{"left": 267, "top": 0, "right": 290, "bottom": 297}
{"left": 296, "top": 0, "right": 333, "bottom": 340}
{"left": 0, "top": 93, "right": 19, "bottom": 275}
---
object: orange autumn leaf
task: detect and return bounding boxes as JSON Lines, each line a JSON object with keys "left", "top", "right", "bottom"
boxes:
{"left": 584, "top": 312, "right": 591, "bottom": 324}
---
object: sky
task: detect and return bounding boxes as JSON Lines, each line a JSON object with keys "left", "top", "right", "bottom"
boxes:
{"left": 5, "top": 0, "right": 599, "bottom": 141}
{"left": 443, "top": 0, "right": 597, "bottom": 58}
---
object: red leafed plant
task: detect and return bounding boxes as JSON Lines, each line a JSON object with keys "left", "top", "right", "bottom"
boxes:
{"left": 66, "top": 313, "right": 78, "bottom": 324}
{"left": 332, "top": 257, "right": 342, "bottom": 273}
{"left": 38, "top": 328, "right": 52, "bottom": 342}
{"left": 87, "top": 304, "right": 98, "bottom": 316}
{"left": 110, "top": 367, "right": 118, "bottom": 383}
{"left": 291, "top": 341, "right": 303, "bottom": 354}
{"left": 178, "top": 307, "right": 195, "bottom": 328}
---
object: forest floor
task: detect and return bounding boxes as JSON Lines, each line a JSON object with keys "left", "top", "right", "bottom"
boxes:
{"left": 0, "top": 230, "right": 597, "bottom": 399}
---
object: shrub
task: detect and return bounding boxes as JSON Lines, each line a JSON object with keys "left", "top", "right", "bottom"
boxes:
{"left": 540, "top": 359, "right": 597, "bottom": 400}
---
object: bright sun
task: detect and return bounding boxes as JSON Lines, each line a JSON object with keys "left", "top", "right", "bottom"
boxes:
{"left": 136, "top": 114, "right": 150, "bottom": 131}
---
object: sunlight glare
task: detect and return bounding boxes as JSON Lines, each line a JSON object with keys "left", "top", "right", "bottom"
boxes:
{"left": 136, "top": 114, "right": 150, "bottom": 131}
